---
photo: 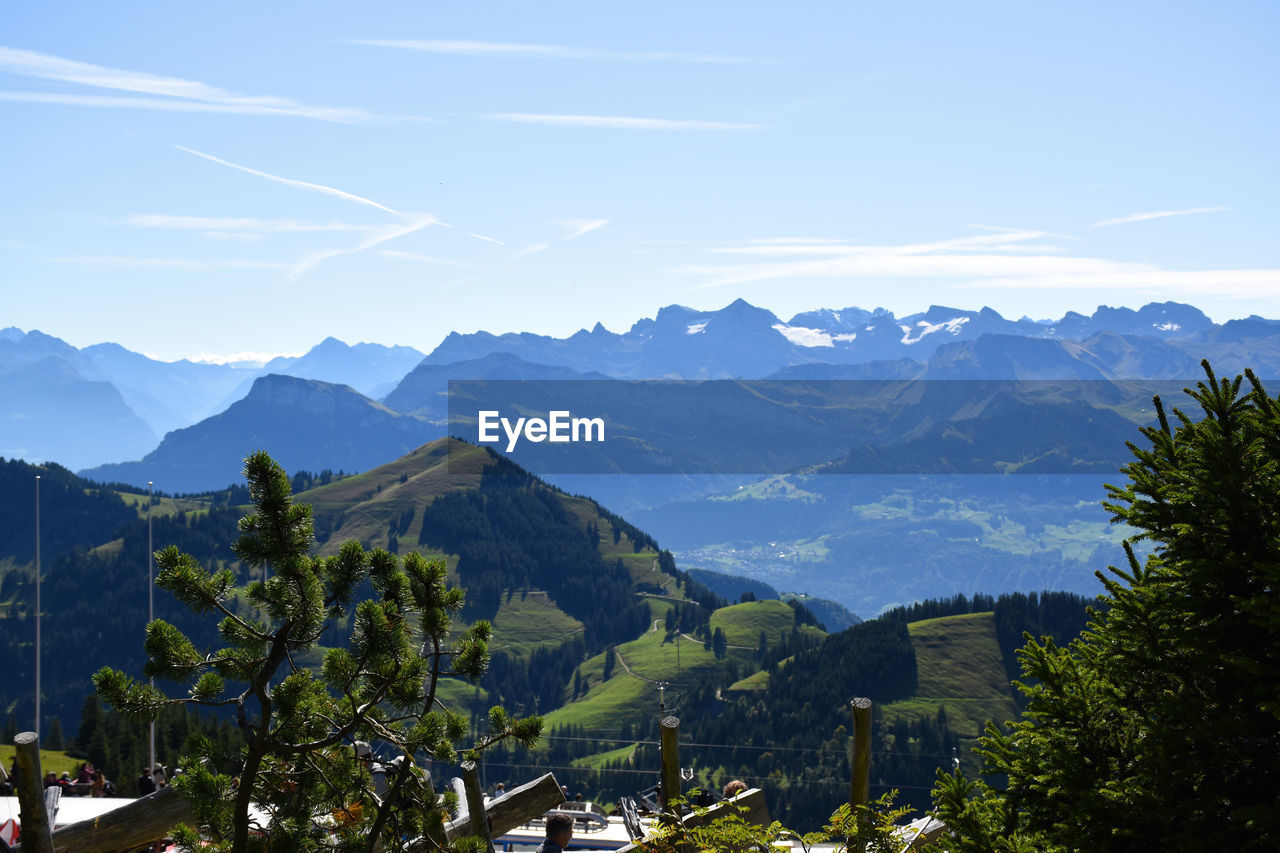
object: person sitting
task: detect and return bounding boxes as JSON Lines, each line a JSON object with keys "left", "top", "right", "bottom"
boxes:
{"left": 91, "top": 769, "right": 107, "bottom": 798}
{"left": 537, "top": 813, "right": 574, "bottom": 853}
{"left": 137, "top": 767, "right": 156, "bottom": 796}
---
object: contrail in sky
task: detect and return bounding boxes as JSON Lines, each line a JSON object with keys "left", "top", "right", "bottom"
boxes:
{"left": 175, "top": 145, "right": 399, "bottom": 214}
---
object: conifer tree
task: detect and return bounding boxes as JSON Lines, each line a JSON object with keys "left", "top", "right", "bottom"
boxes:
{"left": 933, "top": 363, "right": 1280, "bottom": 851}
{"left": 94, "top": 451, "right": 541, "bottom": 853}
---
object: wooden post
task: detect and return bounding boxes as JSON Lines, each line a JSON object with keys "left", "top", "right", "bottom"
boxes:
{"left": 42, "top": 786, "right": 196, "bottom": 853}
{"left": 659, "top": 715, "right": 681, "bottom": 813}
{"left": 850, "top": 697, "right": 872, "bottom": 812}
{"left": 13, "top": 731, "right": 55, "bottom": 853}
{"left": 460, "top": 761, "right": 495, "bottom": 853}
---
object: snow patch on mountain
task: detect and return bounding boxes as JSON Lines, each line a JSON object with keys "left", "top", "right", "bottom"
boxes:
{"left": 772, "top": 323, "right": 836, "bottom": 347}
{"left": 686, "top": 322, "right": 708, "bottom": 335}
{"left": 901, "top": 316, "right": 970, "bottom": 345}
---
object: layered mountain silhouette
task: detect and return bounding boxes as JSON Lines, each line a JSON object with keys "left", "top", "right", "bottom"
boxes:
{"left": 1, "top": 344, "right": 158, "bottom": 470}
{"left": 5, "top": 300, "right": 1280, "bottom": 485}
{"left": 414, "top": 299, "right": 1244, "bottom": 379}
{"left": 81, "top": 375, "right": 435, "bottom": 493}
{"left": 1, "top": 328, "right": 424, "bottom": 468}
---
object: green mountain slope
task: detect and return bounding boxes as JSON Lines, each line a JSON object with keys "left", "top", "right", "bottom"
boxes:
{"left": 710, "top": 598, "right": 826, "bottom": 648}
{"left": 884, "top": 612, "right": 1019, "bottom": 741}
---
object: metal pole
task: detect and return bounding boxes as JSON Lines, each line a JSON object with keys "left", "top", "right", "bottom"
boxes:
{"left": 34, "top": 474, "right": 41, "bottom": 734}
{"left": 148, "top": 481, "right": 156, "bottom": 777}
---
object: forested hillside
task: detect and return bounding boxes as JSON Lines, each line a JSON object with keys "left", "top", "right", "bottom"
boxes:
{"left": 482, "top": 590, "right": 1093, "bottom": 827}
{"left": 3, "top": 439, "right": 1096, "bottom": 832}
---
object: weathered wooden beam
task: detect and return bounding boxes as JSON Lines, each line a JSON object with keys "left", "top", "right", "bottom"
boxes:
{"left": 659, "top": 715, "right": 681, "bottom": 812}
{"left": 35, "top": 786, "right": 195, "bottom": 853}
{"left": 444, "top": 771, "right": 563, "bottom": 841}
{"left": 12, "top": 731, "right": 55, "bottom": 853}
{"left": 613, "top": 788, "right": 769, "bottom": 853}
{"left": 460, "top": 761, "right": 494, "bottom": 853}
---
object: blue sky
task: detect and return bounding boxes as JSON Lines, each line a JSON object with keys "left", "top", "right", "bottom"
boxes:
{"left": 3, "top": 1, "right": 1277, "bottom": 362}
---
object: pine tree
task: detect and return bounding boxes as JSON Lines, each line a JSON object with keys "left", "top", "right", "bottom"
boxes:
{"left": 933, "top": 363, "right": 1280, "bottom": 851}
{"left": 44, "top": 716, "right": 64, "bottom": 750}
{"left": 94, "top": 451, "right": 541, "bottom": 853}
{"left": 710, "top": 627, "right": 728, "bottom": 661}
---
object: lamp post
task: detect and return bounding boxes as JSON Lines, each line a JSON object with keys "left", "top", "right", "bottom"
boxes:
{"left": 148, "top": 481, "right": 155, "bottom": 777}
{"left": 34, "top": 474, "right": 41, "bottom": 734}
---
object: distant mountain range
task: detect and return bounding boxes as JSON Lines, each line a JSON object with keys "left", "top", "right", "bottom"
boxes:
{"left": 0, "top": 328, "right": 423, "bottom": 471}
{"left": 422, "top": 298, "right": 1280, "bottom": 378}
{"left": 5, "top": 300, "right": 1280, "bottom": 486}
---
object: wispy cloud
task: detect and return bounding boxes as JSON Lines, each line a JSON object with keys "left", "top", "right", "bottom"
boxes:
{"left": 711, "top": 230, "right": 1054, "bottom": 258}
{"left": 559, "top": 218, "right": 610, "bottom": 240}
{"left": 52, "top": 255, "right": 293, "bottom": 271}
{"left": 126, "top": 214, "right": 381, "bottom": 233}
{"left": 203, "top": 231, "right": 264, "bottom": 242}
{"left": 288, "top": 215, "right": 440, "bottom": 278}
{"left": 487, "top": 113, "right": 765, "bottom": 131}
{"left": 378, "top": 249, "right": 465, "bottom": 266}
{"left": 352, "top": 39, "right": 749, "bottom": 64}
{"left": 151, "top": 150, "right": 450, "bottom": 277}
{"left": 0, "top": 46, "right": 378, "bottom": 122}
{"left": 750, "top": 237, "right": 856, "bottom": 245}
{"left": 965, "top": 269, "right": 1279, "bottom": 297}
{"left": 514, "top": 242, "right": 550, "bottom": 258}
{"left": 682, "top": 228, "right": 1280, "bottom": 299}
{"left": 175, "top": 146, "right": 401, "bottom": 214}
{"left": 1090, "top": 207, "right": 1228, "bottom": 228}
{"left": 466, "top": 231, "right": 506, "bottom": 246}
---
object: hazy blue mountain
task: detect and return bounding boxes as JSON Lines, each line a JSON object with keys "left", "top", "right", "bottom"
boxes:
{"left": 2, "top": 330, "right": 428, "bottom": 470}
{"left": 383, "top": 351, "right": 611, "bottom": 419}
{"left": 0, "top": 328, "right": 105, "bottom": 376}
{"left": 1070, "top": 332, "right": 1207, "bottom": 379}
{"left": 210, "top": 337, "right": 426, "bottom": 416}
{"left": 1048, "top": 302, "right": 1213, "bottom": 340}
{"left": 79, "top": 375, "right": 436, "bottom": 492}
{"left": 923, "top": 335, "right": 1110, "bottom": 380}
{"left": 425, "top": 298, "right": 811, "bottom": 378}
{"left": 259, "top": 336, "right": 425, "bottom": 398}
{"left": 0, "top": 354, "right": 158, "bottom": 469}
{"left": 83, "top": 342, "right": 254, "bottom": 438}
